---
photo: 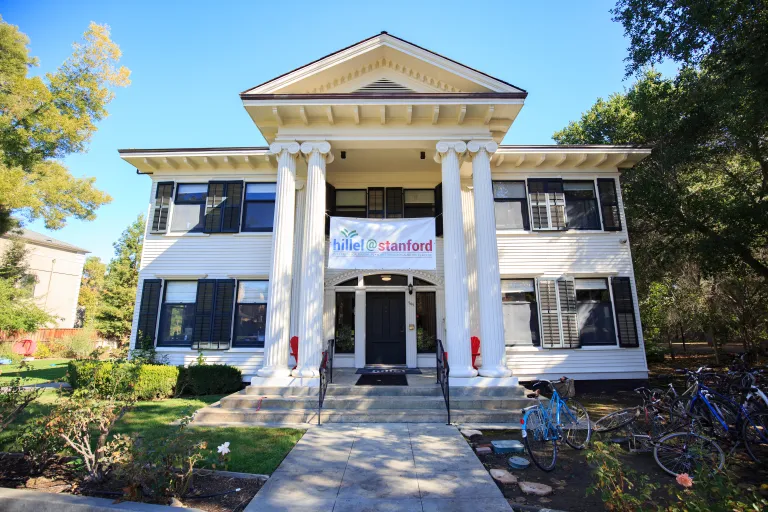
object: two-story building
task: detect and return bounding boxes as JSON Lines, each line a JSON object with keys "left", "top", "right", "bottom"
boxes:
{"left": 120, "top": 32, "right": 651, "bottom": 386}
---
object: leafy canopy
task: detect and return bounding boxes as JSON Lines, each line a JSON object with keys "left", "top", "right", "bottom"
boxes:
{"left": 0, "top": 17, "right": 130, "bottom": 234}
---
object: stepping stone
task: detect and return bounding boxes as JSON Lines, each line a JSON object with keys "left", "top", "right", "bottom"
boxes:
{"left": 491, "top": 440, "right": 524, "bottom": 454}
{"left": 460, "top": 428, "right": 483, "bottom": 438}
{"left": 519, "top": 481, "right": 553, "bottom": 496}
{"left": 475, "top": 446, "right": 492, "bottom": 455}
{"left": 489, "top": 469, "right": 518, "bottom": 485}
{"left": 508, "top": 456, "right": 530, "bottom": 470}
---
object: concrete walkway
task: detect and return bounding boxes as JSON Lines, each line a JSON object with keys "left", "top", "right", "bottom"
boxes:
{"left": 245, "top": 423, "right": 511, "bottom": 512}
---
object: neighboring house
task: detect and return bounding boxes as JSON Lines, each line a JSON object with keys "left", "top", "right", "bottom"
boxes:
{"left": 0, "top": 229, "right": 89, "bottom": 328}
{"left": 120, "top": 32, "right": 651, "bottom": 383}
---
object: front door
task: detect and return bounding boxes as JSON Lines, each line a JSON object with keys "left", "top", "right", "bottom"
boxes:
{"left": 366, "top": 292, "right": 406, "bottom": 365}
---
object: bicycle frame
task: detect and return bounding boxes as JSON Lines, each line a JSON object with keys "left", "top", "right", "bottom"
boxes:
{"left": 525, "top": 387, "right": 580, "bottom": 439}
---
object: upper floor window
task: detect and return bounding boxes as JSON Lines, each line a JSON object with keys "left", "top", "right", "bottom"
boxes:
{"left": 242, "top": 183, "right": 276, "bottom": 232}
{"left": 171, "top": 184, "right": 207, "bottom": 232}
{"left": 528, "top": 179, "right": 566, "bottom": 230}
{"left": 493, "top": 181, "right": 529, "bottom": 230}
{"left": 564, "top": 181, "right": 600, "bottom": 230}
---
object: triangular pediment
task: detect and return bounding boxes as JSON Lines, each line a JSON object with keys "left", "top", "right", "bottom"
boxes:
{"left": 242, "top": 32, "right": 525, "bottom": 96}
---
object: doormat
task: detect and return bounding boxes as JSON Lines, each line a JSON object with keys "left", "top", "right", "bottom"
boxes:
{"left": 356, "top": 374, "right": 408, "bottom": 386}
{"left": 355, "top": 368, "right": 422, "bottom": 375}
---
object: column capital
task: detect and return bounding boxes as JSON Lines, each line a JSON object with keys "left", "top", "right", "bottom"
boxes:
{"left": 434, "top": 140, "right": 467, "bottom": 163}
{"left": 269, "top": 141, "right": 301, "bottom": 156}
{"left": 300, "top": 141, "right": 334, "bottom": 163}
{"left": 467, "top": 140, "right": 498, "bottom": 155}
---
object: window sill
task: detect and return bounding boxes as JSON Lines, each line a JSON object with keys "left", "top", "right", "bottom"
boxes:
{"left": 228, "top": 347, "right": 265, "bottom": 353}
{"left": 165, "top": 232, "right": 209, "bottom": 237}
{"left": 497, "top": 230, "right": 621, "bottom": 236}
{"left": 233, "top": 232, "right": 272, "bottom": 237}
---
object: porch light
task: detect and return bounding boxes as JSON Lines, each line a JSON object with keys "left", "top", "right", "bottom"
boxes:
{"left": 381, "top": 275, "right": 391, "bottom": 281}
{"left": 408, "top": 283, "right": 413, "bottom": 295}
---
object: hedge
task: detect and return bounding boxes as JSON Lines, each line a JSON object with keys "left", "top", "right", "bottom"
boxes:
{"left": 176, "top": 364, "right": 243, "bottom": 395}
{"left": 67, "top": 360, "right": 179, "bottom": 400}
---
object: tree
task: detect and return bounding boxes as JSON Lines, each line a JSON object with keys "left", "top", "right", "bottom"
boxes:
{"left": 95, "top": 215, "right": 144, "bottom": 342}
{"left": 78, "top": 256, "right": 106, "bottom": 327}
{"left": 0, "top": 17, "right": 130, "bottom": 235}
{"left": 0, "top": 237, "right": 53, "bottom": 332}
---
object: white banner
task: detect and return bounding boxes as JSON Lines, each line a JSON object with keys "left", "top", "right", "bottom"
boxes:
{"left": 328, "top": 217, "right": 436, "bottom": 270}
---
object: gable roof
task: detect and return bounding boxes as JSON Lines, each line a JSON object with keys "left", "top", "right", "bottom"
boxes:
{"left": 3, "top": 228, "right": 90, "bottom": 254}
{"left": 241, "top": 32, "right": 527, "bottom": 97}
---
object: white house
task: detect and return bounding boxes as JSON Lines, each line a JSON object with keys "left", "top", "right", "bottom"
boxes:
{"left": 120, "top": 32, "right": 651, "bottom": 385}
{"left": 0, "top": 229, "right": 89, "bottom": 328}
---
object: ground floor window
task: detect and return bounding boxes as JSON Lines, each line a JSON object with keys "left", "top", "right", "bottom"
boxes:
{"left": 158, "top": 281, "right": 197, "bottom": 346}
{"left": 576, "top": 278, "right": 616, "bottom": 346}
{"left": 233, "top": 281, "right": 268, "bottom": 347}
{"left": 501, "top": 279, "right": 540, "bottom": 346}
{"left": 335, "top": 292, "right": 355, "bottom": 353}
{"left": 416, "top": 291, "right": 437, "bottom": 353}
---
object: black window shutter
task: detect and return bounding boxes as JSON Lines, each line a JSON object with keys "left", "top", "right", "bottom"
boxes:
{"left": 611, "top": 276, "right": 639, "bottom": 347}
{"left": 538, "top": 279, "right": 561, "bottom": 348}
{"left": 549, "top": 180, "right": 567, "bottom": 230}
{"left": 434, "top": 183, "right": 443, "bottom": 237}
{"left": 527, "top": 180, "right": 547, "bottom": 230}
{"left": 151, "top": 182, "right": 174, "bottom": 233}
{"left": 325, "top": 182, "right": 336, "bottom": 235}
{"left": 558, "top": 278, "right": 580, "bottom": 348}
{"left": 193, "top": 280, "right": 216, "bottom": 349}
{"left": 136, "top": 279, "right": 162, "bottom": 349}
{"left": 210, "top": 280, "right": 235, "bottom": 349}
{"left": 221, "top": 182, "right": 243, "bottom": 233}
{"left": 204, "top": 182, "right": 225, "bottom": 233}
{"left": 597, "top": 178, "right": 622, "bottom": 231}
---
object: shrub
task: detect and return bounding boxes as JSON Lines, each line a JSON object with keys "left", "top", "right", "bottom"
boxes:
{"left": 67, "top": 360, "right": 179, "bottom": 400}
{"left": 176, "top": 364, "right": 242, "bottom": 396}
{"left": 0, "top": 341, "right": 22, "bottom": 364}
{"left": 32, "top": 342, "right": 53, "bottom": 359}
{"left": 0, "top": 377, "right": 42, "bottom": 433}
{"left": 62, "top": 328, "right": 96, "bottom": 358}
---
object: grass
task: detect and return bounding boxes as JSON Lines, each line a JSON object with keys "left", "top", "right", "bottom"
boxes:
{"left": 0, "top": 390, "right": 304, "bottom": 475}
{"left": 0, "top": 358, "right": 70, "bottom": 385}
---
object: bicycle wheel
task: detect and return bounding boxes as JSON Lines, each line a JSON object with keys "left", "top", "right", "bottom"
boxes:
{"left": 653, "top": 432, "right": 725, "bottom": 477}
{"left": 523, "top": 407, "right": 557, "bottom": 471}
{"left": 692, "top": 396, "right": 739, "bottom": 440}
{"left": 743, "top": 411, "right": 768, "bottom": 463}
{"left": 594, "top": 407, "right": 640, "bottom": 433}
{"left": 562, "top": 399, "right": 591, "bottom": 450}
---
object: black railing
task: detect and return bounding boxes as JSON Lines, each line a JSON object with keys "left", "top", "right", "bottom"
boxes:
{"left": 436, "top": 339, "right": 450, "bottom": 424}
{"left": 318, "top": 349, "right": 329, "bottom": 426}
{"left": 326, "top": 338, "right": 335, "bottom": 384}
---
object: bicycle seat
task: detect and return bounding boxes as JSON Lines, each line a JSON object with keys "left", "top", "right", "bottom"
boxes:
{"left": 530, "top": 380, "right": 552, "bottom": 393}
{"left": 526, "top": 393, "right": 538, "bottom": 399}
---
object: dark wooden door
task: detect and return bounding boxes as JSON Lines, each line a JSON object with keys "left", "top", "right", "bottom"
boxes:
{"left": 366, "top": 292, "right": 406, "bottom": 365}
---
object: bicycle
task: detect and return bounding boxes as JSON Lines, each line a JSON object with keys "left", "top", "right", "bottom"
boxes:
{"left": 520, "top": 377, "right": 591, "bottom": 472}
{"left": 593, "top": 389, "right": 726, "bottom": 477}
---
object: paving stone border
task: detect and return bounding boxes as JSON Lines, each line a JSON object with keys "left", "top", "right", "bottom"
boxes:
{"left": 0, "top": 487, "right": 201, "bottom": 511}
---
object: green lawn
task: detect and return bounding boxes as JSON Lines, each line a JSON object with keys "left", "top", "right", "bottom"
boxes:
{"left": 0, "top": 390, "right": 304, "bottom": 475}
{"left": 0, "top": 358, "right": 70, "bottom": 385}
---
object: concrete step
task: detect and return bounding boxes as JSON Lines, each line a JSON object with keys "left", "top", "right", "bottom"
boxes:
{"left": 243, "top": 385, "right": 527, "bottom": 398}
{"left": 192, "top": 405, "right": 524, "bottom": 425}
{"left": 221, "top": 394, "right": 532, "bottom": 411}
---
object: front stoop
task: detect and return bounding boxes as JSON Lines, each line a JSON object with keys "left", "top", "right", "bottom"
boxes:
{"left": 191, "top": 382, "right": 535, "bottom": 426}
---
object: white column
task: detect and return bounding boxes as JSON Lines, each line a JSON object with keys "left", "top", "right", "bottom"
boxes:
{"left": 468, "top": 140, "right": 512, "bottom": 377}
{"left": 258, "top": 142, "right": 300, "bottom": 378}
{"left": 435, "top": 141, "right": 477, "bottom": 378}
{"left": 293, "top": 141, "right": 333, "bottom": 378}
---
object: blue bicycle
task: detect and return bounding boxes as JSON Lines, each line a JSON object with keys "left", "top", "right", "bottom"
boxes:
{"left": 521, "top": 377, "right": 591, "bottom": 471}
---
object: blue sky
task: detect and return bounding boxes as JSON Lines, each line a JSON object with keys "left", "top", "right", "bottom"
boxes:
{"left": 3, "top": 0, "right": 648, "bottom": 262}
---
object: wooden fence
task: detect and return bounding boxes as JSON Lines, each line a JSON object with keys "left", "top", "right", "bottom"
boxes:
{"left": 0, "top": 328, "right": 100, "bottom": 342}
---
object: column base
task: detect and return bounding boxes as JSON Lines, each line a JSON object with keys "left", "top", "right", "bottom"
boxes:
{"left": 250, "top": 375, "right": 321, "bottom": 387}
{"left": 448, "top": 376, "right": 519, "bottom": 387}
{"left": 449, "top": 366, "right": 479, "bottom": 378}
{"left": 256, "top": 366, "right": 293, "bottom": 378}
{"left": 478, "top": 365, "right": 513, "bottom": 378}
{"left": 292, "top": 366, "right": 319, "bottom": 378}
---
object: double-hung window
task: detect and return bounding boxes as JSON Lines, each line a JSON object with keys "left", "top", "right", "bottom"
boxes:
{"left": 575, "top": 278, "right": 616, "bottom": 346}
{"left": 527, "top": 179, "right": 566, "bottom": 230}
{"left": 367, "top": 188, "right": 385, "bottom": 218}
{"left": 335, "top": 190, "right": 367, "bottom": 217}
{"left": 404, "top": 190, "right": 435, "bottom": 218}
{"left": 564, "top": 181, "right": 600, "bottom": 230}
{"left": 501, "top": 279, "right": 539, "bottom": 346}
{"left": 242, "top": 183, "right": 276, "bottom": 232}
{"left": 597, "top": 178, "right": 622, "bottom": 231}
{"left": 233, "top": 281, "right": 268, "bottom": 347}
{"left": 171, "top": 184, "right": 207, "bottom": 232}
{"left": 158, "top": 281, "right": 197, "bottom": 346}
{"left": 493, "top": 181, "right": 529, "bottom": 230}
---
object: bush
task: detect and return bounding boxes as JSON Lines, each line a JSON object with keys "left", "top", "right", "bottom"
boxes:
{"left": 0, "top": 342, "right": 22, "bottom": 364}
{"left": 62, "top": 328, "right": 96, "bottom": 358}
{"left": 32, "top": 342, "right": 53, "bottom": 359}
{"left": 67, "top": 360, "right": 179, "bottom": 400}
{"left": 176, "top": 364, "right": 242, "bottom": 396}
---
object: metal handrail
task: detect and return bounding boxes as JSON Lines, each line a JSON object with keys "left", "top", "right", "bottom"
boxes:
{"left": 326, "top": 338, "right": 335, "bottom": 384}
{"left": 436, "top": 339, "right": 450, "bottom": 424}
{"left": 318, "top": 349, "right": 329, "bottom": 426}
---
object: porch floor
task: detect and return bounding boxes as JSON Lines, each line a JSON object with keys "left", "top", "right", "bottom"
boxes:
{"left": 329, "top": 368, "right": 440, "bottom": 387}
